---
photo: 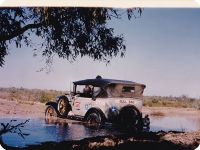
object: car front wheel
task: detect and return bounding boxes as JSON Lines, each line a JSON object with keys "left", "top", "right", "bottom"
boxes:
{"left": 45, "top": 105, "right": 58, "bottom": 124}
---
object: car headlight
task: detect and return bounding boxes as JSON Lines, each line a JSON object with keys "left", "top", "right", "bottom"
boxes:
{"left": 56, "top": 96, "right": 60, "bottom": 101}
{"left": 108, "top": 106, "right": 119, "bottom": 118}
{"left": 111, "top": 106, "right": 117, "bottom": 112}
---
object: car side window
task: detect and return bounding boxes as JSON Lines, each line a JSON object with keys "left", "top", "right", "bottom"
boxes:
{"left": 93, "top": 87, "right": 108, "bottom": 98}
{"left": 93, "top": 87, "right": 101, "bottom": 97}
{"left": 76, "top": 85, "right": 93, "bottom": 98}
{"left": 122, "top": 86, "right": 135, "bottom": 93}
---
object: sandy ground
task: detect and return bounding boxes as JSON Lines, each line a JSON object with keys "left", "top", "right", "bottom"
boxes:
{"left": 0, "top": 98, "right": 46, "bottom": 118}
{"left": 1, "top": 98, "right": 200, "bottom": 118}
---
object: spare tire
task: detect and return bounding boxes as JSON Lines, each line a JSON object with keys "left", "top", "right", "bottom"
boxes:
{"left": 57, "top": 96, "right": 71, "bottom": 117}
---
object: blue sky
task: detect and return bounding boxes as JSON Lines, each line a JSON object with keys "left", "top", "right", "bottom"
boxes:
{"left": 0, "top": 8, "right": 200, "bottom": 98}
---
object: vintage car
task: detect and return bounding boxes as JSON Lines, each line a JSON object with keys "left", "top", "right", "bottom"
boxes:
{"left": 45, "top": 76, "right": 149, "bottom": 128}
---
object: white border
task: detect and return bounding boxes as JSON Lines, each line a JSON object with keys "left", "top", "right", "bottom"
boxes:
{"left": 195, "top": 145, "right": 200, "bottom": 150}
{"left": 0, "top": 145, "right": 5, "bottom": 150}
{"left": 0, "top": 0, "right": 200, "bottom": 8}
{"left": 195, "top": 0, "right": 200, "bottom": 5}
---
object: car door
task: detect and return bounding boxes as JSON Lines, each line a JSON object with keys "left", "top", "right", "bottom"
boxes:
{"left": 72, "top": 96, "right": 92, "bottom": 116}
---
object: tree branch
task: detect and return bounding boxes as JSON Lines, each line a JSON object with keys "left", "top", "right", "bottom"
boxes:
{"left": 0, "top": 23, "right": 43, "bottom": 42}
{"left": 0, "top": 119, "right": 29, "bottom": 136}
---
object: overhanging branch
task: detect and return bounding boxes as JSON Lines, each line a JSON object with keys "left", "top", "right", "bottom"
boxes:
{"left": 0, "top": 23, "right": 43, "bottom": 42}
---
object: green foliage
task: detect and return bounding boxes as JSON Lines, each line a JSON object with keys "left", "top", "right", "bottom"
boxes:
{"left": 0, "top": 8, "right": 142, "bottom": 68}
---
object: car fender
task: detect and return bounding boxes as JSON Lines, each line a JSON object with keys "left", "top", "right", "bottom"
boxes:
{"left": 46, "top": 101, "right": 57, "bottom": 108}
{"left": 120, "top": 105, "right": 142, "bottom": 117}
{"left": 56, "top": 95, "right": 68, "bottom": 102}
{"left": 57, "top": 95, "right": 72, "bottom": 110}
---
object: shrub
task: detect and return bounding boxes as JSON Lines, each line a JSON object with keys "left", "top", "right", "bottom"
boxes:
{"left": 39, "top": 92, "right": 54, "bottom": 103}
{"left": 152, "top": 99, "right": 158, "bottom": 103}
{"left": 9, "top": 89, "right": 20, "bottom": 101}
{"left": 162, "top": 101, "right": 167, "bottom": 106}
{"left": 150, "top": 111, "right": 165, "bottom": 116}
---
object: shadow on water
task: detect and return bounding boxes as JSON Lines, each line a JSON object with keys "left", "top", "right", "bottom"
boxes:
{"left": 0, "top": 114, "right": 200, "bottom": 149}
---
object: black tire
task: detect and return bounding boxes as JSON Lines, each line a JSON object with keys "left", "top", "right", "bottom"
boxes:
{"left": 85, "top": 111, "right": 103, "bottom": 128}
{"left": 45, "top": 105, "right": 58, "bottom": 124}
{"left": 142, "top": 115, "right": 150, "bottom": 128}
{"left": 57, "top": 96, "right": 71, "bottom": 117}
{"left": 119, "top": 107, "right": 142, "bottom": 129}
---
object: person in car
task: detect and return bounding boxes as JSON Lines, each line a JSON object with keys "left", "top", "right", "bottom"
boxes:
{"left": 83, "top": 85, "right": 92, "bottom": 97}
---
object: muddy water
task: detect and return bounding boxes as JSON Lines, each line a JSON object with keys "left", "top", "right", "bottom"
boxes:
{"left": 1, "top": 114, "right": 200, "bottom": 148}
{"left": 150, "top": 115, "right": 200, "bottom": 132}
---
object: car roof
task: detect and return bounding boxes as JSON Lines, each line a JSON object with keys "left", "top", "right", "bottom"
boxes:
{"left": 73, "top": 77, "right": 146, "bottom": 88}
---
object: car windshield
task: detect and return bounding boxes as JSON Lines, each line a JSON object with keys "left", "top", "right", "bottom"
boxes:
{"left": 106, "top": 84, "right": 144, "bottom": 98}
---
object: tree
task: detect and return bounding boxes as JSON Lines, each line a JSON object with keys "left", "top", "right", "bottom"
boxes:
{"left": 0, "top": 8, "right": 142, "bottom": 69}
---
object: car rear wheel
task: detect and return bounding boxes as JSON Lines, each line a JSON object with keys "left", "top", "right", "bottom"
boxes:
{"left": 85, "top": 111, "right": 102, "bottom": 128}
{"left": 57, "top": 96, "right": 71, "bottom": 117}
{"left": 119, "top": 107, "right": 142, "bottom": 129}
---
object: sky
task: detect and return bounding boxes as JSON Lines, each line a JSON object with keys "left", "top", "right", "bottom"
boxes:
{"left": 0, "top": 8, "right": 200, "bottom": 98}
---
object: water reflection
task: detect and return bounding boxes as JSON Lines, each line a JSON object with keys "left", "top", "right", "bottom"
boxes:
{"left": 150, "top": 115, "right": 200, "bottom": 132}
{"left": 44, "top": 118, "right": 123, "bottom": 141}
{"left": 1, "top": 114, "right": 200, "bottom": 148}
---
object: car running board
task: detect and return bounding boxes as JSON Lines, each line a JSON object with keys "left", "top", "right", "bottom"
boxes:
{"left": 67, "top": 115, "right": 84, "bottom": 121}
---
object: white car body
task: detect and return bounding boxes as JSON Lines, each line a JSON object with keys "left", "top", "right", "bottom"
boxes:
{"left": 70, "top": 97, "right": 143, "bottom": 119}
{"left": 45, "top": 76, "right": 148, "bottom": 128}
{"left": 62, "top": 77, "right": 146, "bottom": 122}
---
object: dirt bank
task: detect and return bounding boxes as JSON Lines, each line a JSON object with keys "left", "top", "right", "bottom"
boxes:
{"left": 2, "top": 131, "right": 200, "bottom": 150}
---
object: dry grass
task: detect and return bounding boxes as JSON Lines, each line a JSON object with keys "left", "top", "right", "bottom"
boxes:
{"left": 144, "top": 95, "right": 200, "bottom": 109}
{"left": 0, "top": 87, "right": 66, "bottom": 103}
{"left": 0, "top": 87, "right": 200, "bottom": 109}
{"left": 150, "top": 111, "right": 165, "bottom": 116}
